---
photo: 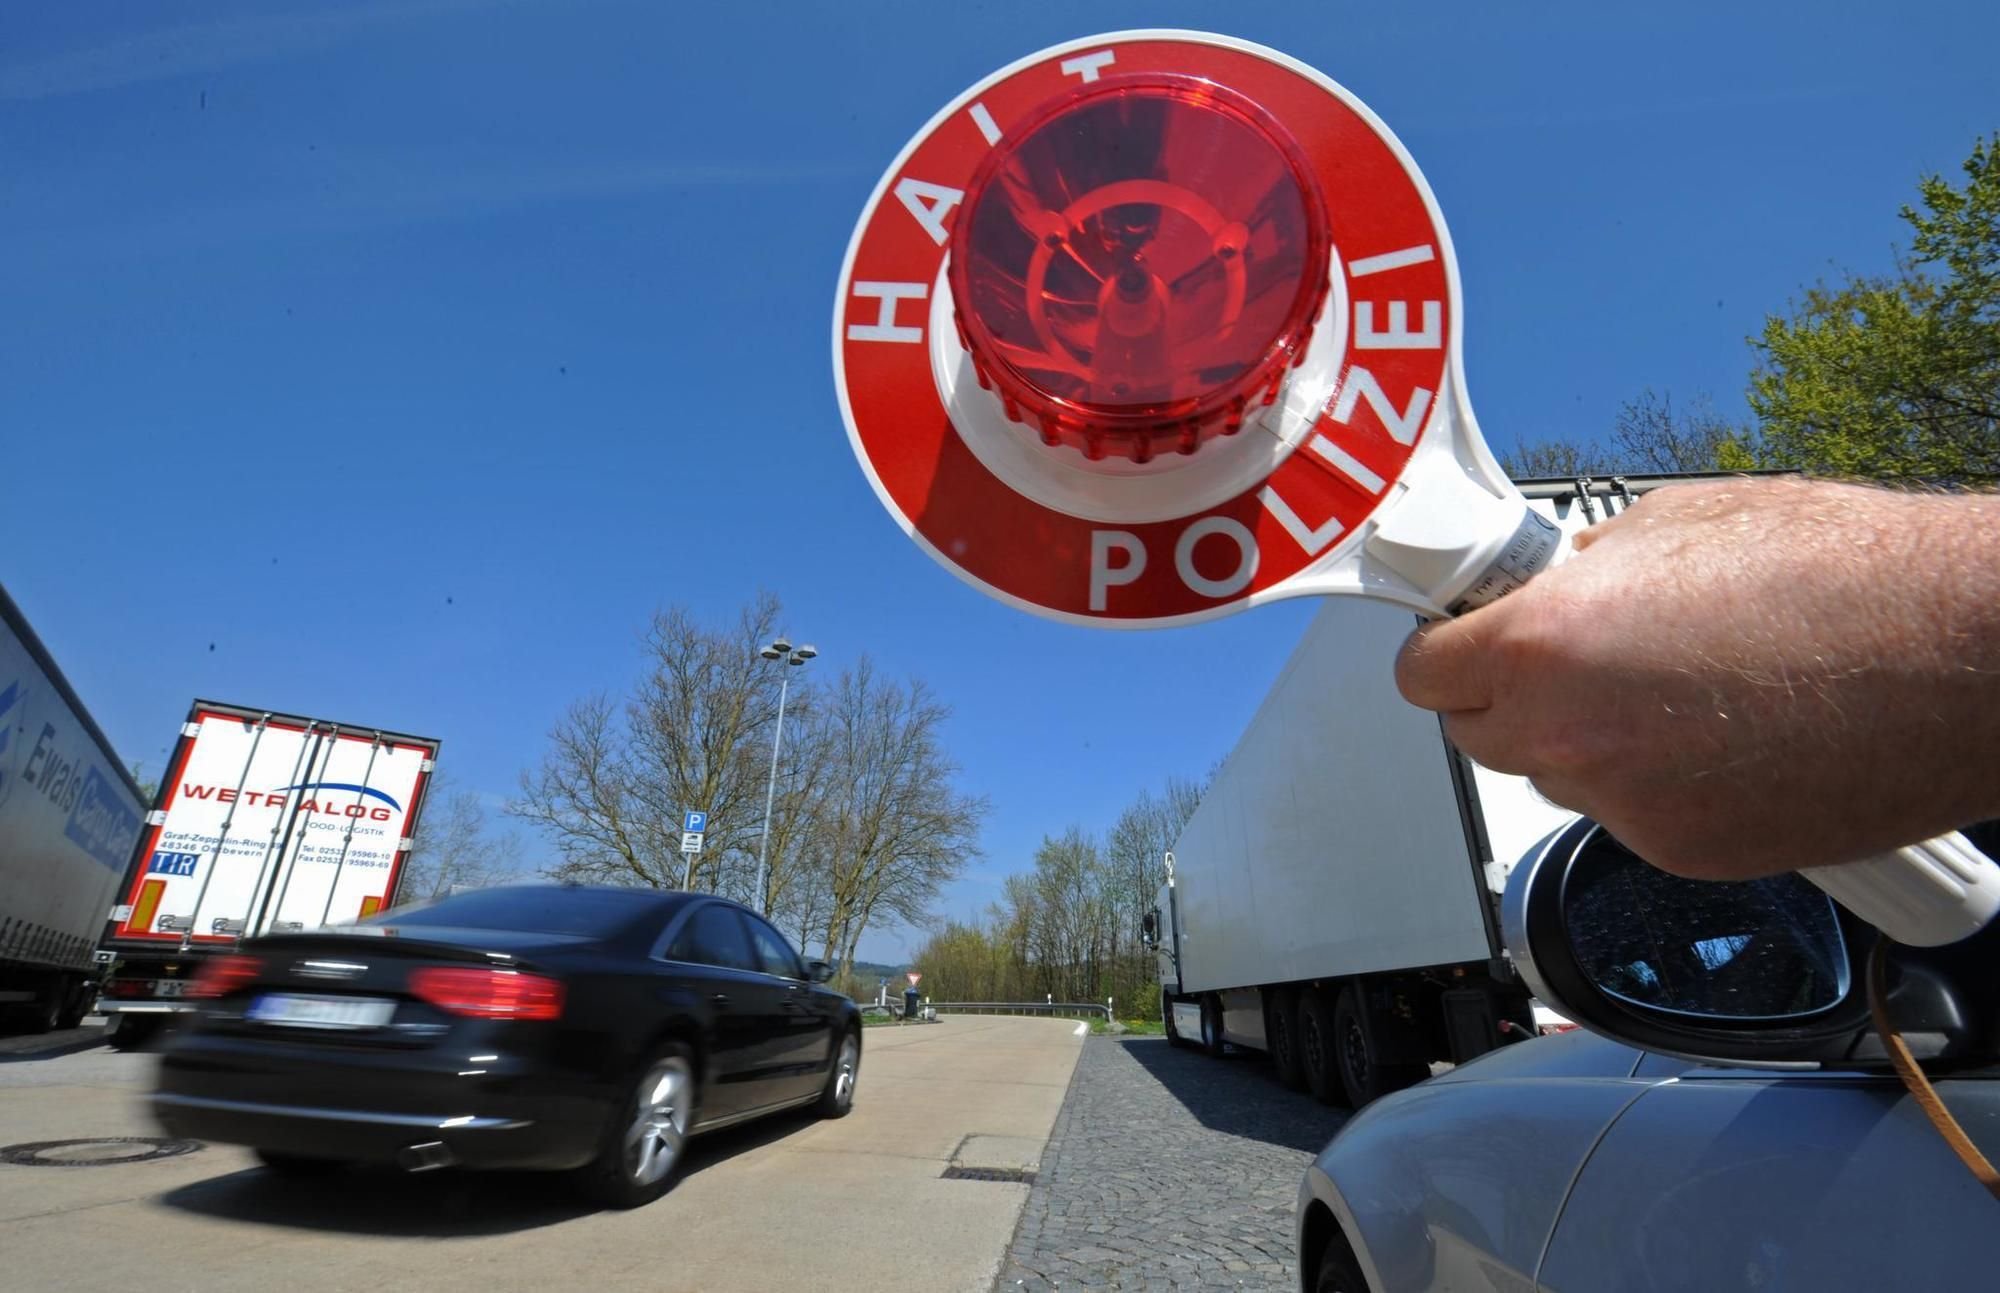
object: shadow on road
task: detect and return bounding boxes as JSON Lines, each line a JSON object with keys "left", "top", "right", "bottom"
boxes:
{"left": 1120, "top": 1036, "right": 1350, "bottom": 1154}
{"left": 154, "top": 1105, "right": 821, "bottom": 1237}
{"left": 0, "top": 1025, "right": 108, "bottom": 1063}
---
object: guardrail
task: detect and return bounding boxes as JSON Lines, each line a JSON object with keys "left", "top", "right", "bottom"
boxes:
{"left": 926, "top": 1001, "right": 1113, "bottom": 1021}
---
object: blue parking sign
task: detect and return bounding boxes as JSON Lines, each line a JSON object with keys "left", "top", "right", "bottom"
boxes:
{"left": 683, "top": 811, "right": 707, "bottom": 834}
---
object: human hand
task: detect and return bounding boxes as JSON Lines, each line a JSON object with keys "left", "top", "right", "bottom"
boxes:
{"left": 1394, "top": 477, "right": 2000, "bottom": 880}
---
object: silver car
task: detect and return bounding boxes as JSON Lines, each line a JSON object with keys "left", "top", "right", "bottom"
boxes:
{"left": 1297, "top": 816, "right": 2000, "bottom": 1292}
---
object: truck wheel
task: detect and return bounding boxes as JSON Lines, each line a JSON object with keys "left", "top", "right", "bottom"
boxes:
{"left": 1162, "top": 990, "right": 1187, "bottom": 1048}
{"left": 1265, "top": 988, "right": 1306, "bottom": 1091}
{"left": 55, "top": 978, "right": 91, "bottom": 1031}
{"left": 1200, "top": 995, "right": 1226, "bottom": 1058}
{"left": 1334, "top": 984, "right": 1428, "bottom": 1108}
{"left": 106, "top": 1014, "right": 162, "bottom": 1052}
{"left": 27, "top": 991, "right": 61, "bottom": 1035}
{"left": 1295, "top": 987, "right": 1347, "bottom": 1106}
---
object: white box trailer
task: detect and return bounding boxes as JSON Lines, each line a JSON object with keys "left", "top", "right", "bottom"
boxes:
{"left": 97, "top": 700, "right": 440, "bottom": 1047}
{"left": 1146, "top": 474, "right": 1703, "bottom": 1106}
{"left": 0, "top": 583, "right": 148, "bottom": 1031}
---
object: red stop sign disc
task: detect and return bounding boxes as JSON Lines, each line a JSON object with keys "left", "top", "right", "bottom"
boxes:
{"left": 834, "top": 30, "right": 1456, "bottom": 627}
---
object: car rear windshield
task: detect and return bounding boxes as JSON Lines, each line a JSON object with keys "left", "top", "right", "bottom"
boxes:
{"left": 366, "top": 888, "right": 660, "bottom": 937}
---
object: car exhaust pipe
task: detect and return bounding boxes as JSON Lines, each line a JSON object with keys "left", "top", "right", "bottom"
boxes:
{"left": 397, "top": 1141, "right": 456, "bottom": 1173}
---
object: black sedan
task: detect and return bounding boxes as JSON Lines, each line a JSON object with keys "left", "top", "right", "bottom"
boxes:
{"left": 152, "top": 885, "right": 862, "bottom": 1208}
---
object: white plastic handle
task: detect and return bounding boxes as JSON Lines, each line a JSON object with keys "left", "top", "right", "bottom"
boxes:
{"left": 1441, "top": 498, "right": 2000, "bottom": 948}
{"left": 1804, "top": 833, "right": 2000, "bottom": 948}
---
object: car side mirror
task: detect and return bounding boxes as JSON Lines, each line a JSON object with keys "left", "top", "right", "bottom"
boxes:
{"left": 805, "top": 959, "right": 834, "bottom": 983}
{"left": 1140, "top": 910, "right": 1158, "bottom": 947}
{"left": 1504, "top": 817, "right": 2000, "bottom": 1069}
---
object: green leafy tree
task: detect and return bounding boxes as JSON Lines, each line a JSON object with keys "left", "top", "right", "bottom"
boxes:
{"left": 1748, "top": 135, "right": 1999, "bottom": 484}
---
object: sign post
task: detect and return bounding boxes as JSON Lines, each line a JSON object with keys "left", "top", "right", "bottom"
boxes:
{"left": 679, "top": 811, "right": 706, "bottom": 890}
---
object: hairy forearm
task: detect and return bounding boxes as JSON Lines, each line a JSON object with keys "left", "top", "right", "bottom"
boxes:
{"left": 1397, "top": 476, "right": 2000, "bottom": 879}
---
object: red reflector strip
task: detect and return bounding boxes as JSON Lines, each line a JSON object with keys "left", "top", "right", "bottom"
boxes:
{"left": 409, "top": 968, "right": 564, "bottom": 1021}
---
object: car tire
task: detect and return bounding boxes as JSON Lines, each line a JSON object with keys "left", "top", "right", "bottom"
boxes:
{"left": 574, "top": 1042, "right": 698, "bottom": 1209}
{"left": 1162, "top": 990, "right": 1187, "bottom": 1048}
{"left": 1200, "top": 994, "right": 1226, "bottom": 1058}
{"left": 255, "top": 1149, "right": 343, "bottom": 1177}
{"left": 1334, "top": 984, "right": 1428, "bottom": 1108}
{"left": 1312, "top": 1231, "right": 1371, "bottom": 1293}
{"left": 1295, "top": 986, "right": 1348, "bottom": 1107}
{"left": 1266, "top": 987, "right": 1306, "bottom": 1091}
{"left": 817, "top": 1026, "right": 860, "bottom": 1118}
{"left": 105, "top": 1014, "right": 161, "bottom": 1052}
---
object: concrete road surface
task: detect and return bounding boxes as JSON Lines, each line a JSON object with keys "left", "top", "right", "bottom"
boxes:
{"left": 0, "top": 1015, "right": 1084, "bottom": 1293}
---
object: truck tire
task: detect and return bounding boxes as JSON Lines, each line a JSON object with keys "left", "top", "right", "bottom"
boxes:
{"left": 55, "top": 978, "right": 91, "bottom": 1031}
{"left": 105, "top": 1014, "right": 162, "bottom": 1052}
{"left": 1265, "top": 987, "right": 1306, "bottom": 1091}
{"left": 1199, "top": 994, "right": 1226, "bottom": 1058}
{"left": 1162, "top": 990, "right": 1187, "bottom": 1048}
{"left": 1334, "top": 984, "right": 1428, "bottom": 1108}
{"left": 1295, "top": 986, "right": 1347, "bottom": 1106}
{"left": 26, "top": 989, "right": 61, "bottom": 1035}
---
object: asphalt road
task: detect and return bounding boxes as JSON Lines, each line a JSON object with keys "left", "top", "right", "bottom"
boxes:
{"left": 1000, "top": 1035, "right": 1352, "bottom": 1292}
{"left": 0, "top": 1016, "right": 1083, "bottom": 1292}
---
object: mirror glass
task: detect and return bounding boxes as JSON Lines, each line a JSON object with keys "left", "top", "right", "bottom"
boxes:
{"left": 1562, "top": 829, "right": 1849, "bottom": 1019}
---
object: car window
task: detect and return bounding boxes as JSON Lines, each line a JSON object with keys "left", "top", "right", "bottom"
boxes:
{"left": 746, "top": 917, "right": 804, "bottom": 979}
{"left": 365, "top": 886, "right": 658, "bottom": 937}
{"left": 669, "top": 904, "right": 760, "bottom": 973}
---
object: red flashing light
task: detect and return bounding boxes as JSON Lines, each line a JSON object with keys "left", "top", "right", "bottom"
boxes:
{"left": 409, "top": 967, "right": 565, "bottom": 1021}
{"left": 187, "top": 954, "right": 264, "bottom": 999}
{"left": 949, "top": 73, "right": 1331, "bottom": 464}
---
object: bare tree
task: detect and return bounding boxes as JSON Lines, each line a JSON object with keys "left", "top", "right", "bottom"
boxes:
{"left": 516, "top": 600, "right": 984, "bottom": 966}
{"left": 815, "top": 658, "right": 987, "bottom": 970}
{"left": 911, "top": 772, "right": 1207, "bottom": 1019}
{"left": 512, "top": 694, "right": 660, "bottom": 884}
{"left": 398, "top": 772, "right": 526, "bottom": 904}
{"left": 1499, "top": 389, "right": 1745, "bottom": 480}
{"left": 514, "top": 596, "right": 787, "bottom": 892}
{"left": 1499, "top": 437, "right": 1593, "bottom": 479}
{"left": 624, "top": 596, "right": 787, "bottom": 894}
{"left": 1606, "top": 388, "right": 1743, "bottom": 474}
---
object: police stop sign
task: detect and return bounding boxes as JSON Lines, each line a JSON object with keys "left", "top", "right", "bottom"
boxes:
{"left": 834, "top": 30, "right": 1485, "bottom": 627}
{"left": 834, "top": 30, "right": 2000, "bottom": 959}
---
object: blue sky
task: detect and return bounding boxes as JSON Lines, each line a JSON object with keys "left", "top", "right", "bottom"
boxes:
{"left": 6, "top": 1, "right": 1994, "bottom": 962}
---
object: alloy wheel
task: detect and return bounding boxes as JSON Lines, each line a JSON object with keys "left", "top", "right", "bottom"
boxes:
{"left": 833, "top": 1033, "right": 859, "bottom": 1106}
{"left": 624, "top": 1056, "right": 692, "bottom": 1186}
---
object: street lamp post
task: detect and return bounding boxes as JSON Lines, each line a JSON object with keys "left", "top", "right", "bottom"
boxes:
{"left": 754, "top": 637, "right": 816, "bottom": 915}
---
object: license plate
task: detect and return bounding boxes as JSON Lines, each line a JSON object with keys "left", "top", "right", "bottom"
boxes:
{"left": 247, "top": 994, "right": 396, "bottom": 1030}
{"left": 152, "top": 979, "right": 189, "bottom": 999}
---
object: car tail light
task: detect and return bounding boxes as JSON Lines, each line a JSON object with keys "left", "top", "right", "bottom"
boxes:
{"left": 409, "top": 967, "right": 565, "bottom": 1021}
{"left": 187, "top": 954, "right": 264, "bottom": 999}
{"left": 948, "top": 72, "right": 1331, "bottom": 464}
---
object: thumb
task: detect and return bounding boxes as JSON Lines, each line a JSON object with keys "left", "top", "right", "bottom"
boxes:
{"left": 1395, "top": 612, "right": 1497, "bottom": 714}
